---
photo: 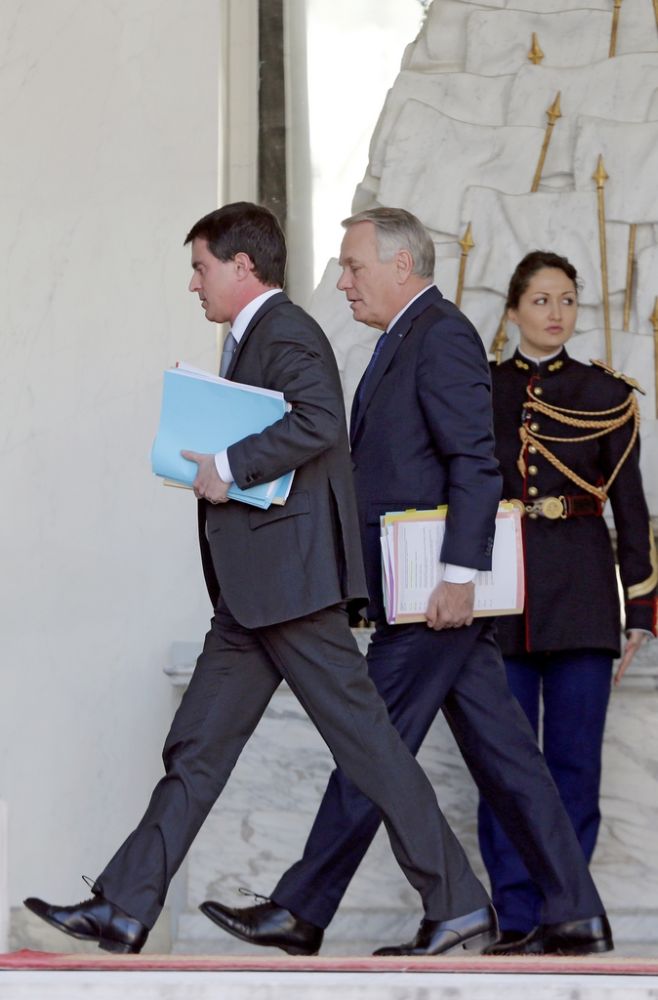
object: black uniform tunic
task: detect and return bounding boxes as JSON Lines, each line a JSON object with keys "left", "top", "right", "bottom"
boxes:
{"left": 491, "top": 348, "right": 657, "bottom": 657}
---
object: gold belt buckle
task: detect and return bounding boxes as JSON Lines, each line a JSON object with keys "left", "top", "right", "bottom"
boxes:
{"left": 540, "top": 496, "right": 565, "bottom": 520}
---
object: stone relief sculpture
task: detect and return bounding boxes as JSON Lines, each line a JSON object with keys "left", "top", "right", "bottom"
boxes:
{"left": 309, "top": 0, "right": 658, "bottom": 513}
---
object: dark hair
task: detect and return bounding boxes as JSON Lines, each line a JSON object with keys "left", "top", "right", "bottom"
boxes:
{"left": 184, "top": 202, "right": 286, "bottom": 287}
{"left": 506, "top": 250, "right": 579, "bottom": 311}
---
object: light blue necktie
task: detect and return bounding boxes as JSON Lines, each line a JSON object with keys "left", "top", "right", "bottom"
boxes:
{"left": 219, "top": 331, "right": 237, "bottom": 377}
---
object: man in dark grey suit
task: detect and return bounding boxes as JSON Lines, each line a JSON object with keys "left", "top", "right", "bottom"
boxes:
{"left": 24, "top": 202, "right": 498, "bottom": 955}
{"left": 200, "top": 207, "right": 613, "bottom": 958}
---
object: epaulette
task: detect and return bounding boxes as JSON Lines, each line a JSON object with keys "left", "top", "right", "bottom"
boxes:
{"left": 589, "top": 358, "right": 646, "bottom": 395}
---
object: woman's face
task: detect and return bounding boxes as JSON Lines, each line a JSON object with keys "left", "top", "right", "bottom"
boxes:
{"left": 508, "top": 267, "right": 577, "bottom": 358}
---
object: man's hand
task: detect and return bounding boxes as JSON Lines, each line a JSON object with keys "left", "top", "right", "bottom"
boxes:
{"left": 614, "top": 628, "right": 650, "bottom": 686}
{"left": 425, "top": 580, "right": 475, "bottom": 630}
{"left": 181, "top": 450, "right": 230, "bottom": 504}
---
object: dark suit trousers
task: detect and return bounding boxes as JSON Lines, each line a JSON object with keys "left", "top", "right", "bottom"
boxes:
{"left": 271, "top": 620, "right": 604, "bottom": 929}
{"left": 95, "top": 600, "right": 489, "bottom": 928}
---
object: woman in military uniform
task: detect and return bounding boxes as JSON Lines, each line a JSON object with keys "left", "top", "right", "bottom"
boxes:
{"left": 479, "top": 250, "right": 657, "bottom": 949}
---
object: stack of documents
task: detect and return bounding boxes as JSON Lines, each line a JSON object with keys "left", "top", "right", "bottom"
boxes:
{"left": 381, "top": 503, "right": 524, "bottom": 624}
{"left": 151, "top": 363, "right": 294, "bottom": 509}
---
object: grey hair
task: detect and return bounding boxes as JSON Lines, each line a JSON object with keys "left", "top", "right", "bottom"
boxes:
{"left": 342, "top": 207, "right": 435, "bottom": 279}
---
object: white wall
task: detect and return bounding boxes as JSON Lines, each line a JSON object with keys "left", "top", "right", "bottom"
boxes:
{"left": 0, "top": 0, "right": 223, "bottom": 913}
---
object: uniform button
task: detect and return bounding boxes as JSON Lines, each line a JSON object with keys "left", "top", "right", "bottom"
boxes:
{"left": 528, "top": 512, "right": 539, "bottom": 520}
{"left": 530, "top": 422, "right": 540, "bottom": 432}
{"left": 528, "top": 465, "right": 538, "bottom": 475}
{"left": 528, "top": 445, "right": 537, "bottom": 454}
{"left": 528, "top": 485, "right": 539, "bottom": 497}
{"left": 533, "top": 386, "right": 543, "bottom": 397}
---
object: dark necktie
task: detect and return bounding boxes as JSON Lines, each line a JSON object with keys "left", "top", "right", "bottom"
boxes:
{"left": 219, "top": 331, "right": 237, "bottom": 377}
{"left": 355, "top": 330, "right": 388, "bottom": 406}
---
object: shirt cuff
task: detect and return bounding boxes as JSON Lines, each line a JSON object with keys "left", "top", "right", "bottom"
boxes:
{"left": 442, "top": 564, "right": 478, "bottom": 584}
{"left": 215, "top": 451, "right": 234, "bottom": 484}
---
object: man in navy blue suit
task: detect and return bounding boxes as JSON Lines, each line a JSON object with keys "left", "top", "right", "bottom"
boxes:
{"left": 201, "top": 207, "right": 612, "bottom": 957}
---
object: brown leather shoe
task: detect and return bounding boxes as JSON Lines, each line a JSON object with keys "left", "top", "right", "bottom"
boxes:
{"left": 374, "top": 905, "right": 498, "bottom": 956}
{"left": 483, "top": 915, "right": 613, "bottom": 956}
{"left": 24, "top": 894, "right": 148, "bottom": 954}
{"left": 200, "top": 899, "right": 323, "bottom": 956}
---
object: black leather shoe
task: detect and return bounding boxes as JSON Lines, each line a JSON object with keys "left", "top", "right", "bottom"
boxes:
{"left": 490, "top": 929, "right": 527, "bottom": 946}
{"left": 483, "top": 914, "right": 614, "bottom": 956}
{"left": 374, "top": 905, "right": 498, "bottom": 956}
{"left": 200, "top": 899, "right": 323, "bottom": 956}
{"left": 24, "top": 895, "right": 148, "bottom": 954}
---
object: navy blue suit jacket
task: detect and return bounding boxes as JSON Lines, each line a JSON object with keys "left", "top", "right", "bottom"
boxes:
{"left": 349, "top": 285, "right": 502, "bottom": 622}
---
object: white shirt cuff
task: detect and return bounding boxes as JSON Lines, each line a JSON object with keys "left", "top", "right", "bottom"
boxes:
{"left": 215, "top": 451, "right": 234, "bottom": 484}
{"left": 442, "top": 564, "right": 478, "bottom": 584}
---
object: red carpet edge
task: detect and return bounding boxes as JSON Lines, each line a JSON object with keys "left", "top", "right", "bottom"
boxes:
{"left": 2, "top": 949, "right": 658, "bottom": 976}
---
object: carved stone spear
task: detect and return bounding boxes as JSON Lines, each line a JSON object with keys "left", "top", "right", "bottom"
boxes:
{"left": 531, "top": 92, "right": 561, "bottom": 192}
{"left": 455, "top": 222, "right": 474, "bottom": 308}
{"left": 490, "top": 314, "right": 509, "bottom": 365}
{"left": 593, "top": 155, "right": 612, "bottom": 366}
{"left": 652, "top": 298, "right": 658, "bottom": 418}
{"left": 623, "top": 224, "right": 637, "bottom": 331}
{"left": 528, "top": 33, "right": 544, "bottom": 65}
{"left": 609, "top": 0, "right": 623, "bottom": 58}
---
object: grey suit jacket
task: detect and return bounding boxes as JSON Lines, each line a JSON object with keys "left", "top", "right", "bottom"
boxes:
{"left": 199, "top": 292, "right": 367, "bottom": 628}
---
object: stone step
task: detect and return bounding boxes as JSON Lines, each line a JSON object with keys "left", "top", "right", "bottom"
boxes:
{"left": 1, "top": 967, "right": 657, "bottom": 1000}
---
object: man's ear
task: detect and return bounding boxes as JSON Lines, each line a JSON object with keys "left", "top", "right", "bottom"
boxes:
{"left": 234, "top": 251, "right": 255, "bottom": 278}
{"left": 395, "top": 248, "right": 414, "bottom": 283}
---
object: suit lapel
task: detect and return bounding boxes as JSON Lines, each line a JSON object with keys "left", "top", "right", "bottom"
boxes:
{"left": 224, "top": 291, "right": 289, "bottom": 379}
{"left": 350, "top": 286, "right": 441, "bottom": 444}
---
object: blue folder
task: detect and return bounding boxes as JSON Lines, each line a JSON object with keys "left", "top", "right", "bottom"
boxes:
{"left": 151, "top": 366, "right": 294, "bottom": 509}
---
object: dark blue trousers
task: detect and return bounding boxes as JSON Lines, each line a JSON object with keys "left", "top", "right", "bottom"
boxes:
{"left": 477, "top": 649, "right": 612, "bottom": 933}
{"left": 271, "top": 620, "right": 603, "bottom": 930}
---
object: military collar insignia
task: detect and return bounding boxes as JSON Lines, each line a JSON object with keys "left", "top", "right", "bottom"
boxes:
{"left": 512, "top": 348, "right": 568, "bottom": 375}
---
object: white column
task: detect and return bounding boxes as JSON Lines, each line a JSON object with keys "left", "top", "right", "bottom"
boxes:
{"left": 0, "top": 801, "right": 7, "bottom": 953}
{"left": 284, "top": 0, "right": 315, "bottom": 308}
{"left": 219, "top": 0, "right": 260, "bottom": 204}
